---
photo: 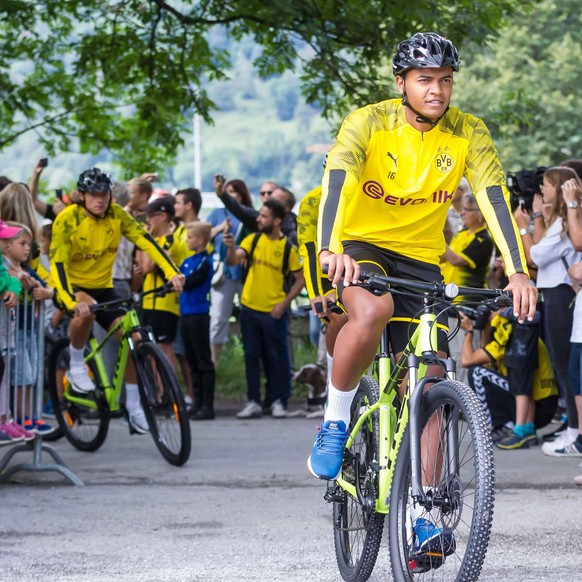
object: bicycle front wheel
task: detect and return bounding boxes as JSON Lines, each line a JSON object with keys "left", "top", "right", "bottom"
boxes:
{"left": 333, "top": 376, "right": 385, "bottom": 582}
{"left": 48, "top": 338, "right": 110, "bottom": 452}
{"left": 135, "top": 342, "right": 191, "bottom": 466}
{"left": 389, "top": 380, "right": 495, "bottom": 582}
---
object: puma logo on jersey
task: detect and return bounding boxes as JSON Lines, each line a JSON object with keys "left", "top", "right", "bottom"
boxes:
{"left": 386, "top": 152, "right": 398, "bottom": 167}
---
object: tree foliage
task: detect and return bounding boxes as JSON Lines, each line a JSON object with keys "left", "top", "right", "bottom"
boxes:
{"left": 0, "top": 0, "right": 528, "bottom": 175}
{"left": 454, "top": 0, "right": 582, "bottom": 170}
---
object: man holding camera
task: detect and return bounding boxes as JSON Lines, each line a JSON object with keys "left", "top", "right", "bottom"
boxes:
{"left": 460, "top": 306, "right": 558, "bottom": 449}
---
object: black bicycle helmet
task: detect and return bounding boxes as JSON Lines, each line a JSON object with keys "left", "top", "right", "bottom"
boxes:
{"left": 76, "top": 167, "right": 113, "bottom": 193}
{"left": 393, "top": 32, "right": 460, "bottom": 77}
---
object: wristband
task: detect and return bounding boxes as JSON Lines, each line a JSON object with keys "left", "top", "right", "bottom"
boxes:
{"left": 532, "top": 211, "right": 543, "bottom": 219}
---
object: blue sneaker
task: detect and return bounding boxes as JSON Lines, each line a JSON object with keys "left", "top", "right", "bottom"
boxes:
{"left": 412, "top": 517, "right": 456, "bottom": 556}
{"left": 307, "top": 420, "right": 348, "bottom": 480}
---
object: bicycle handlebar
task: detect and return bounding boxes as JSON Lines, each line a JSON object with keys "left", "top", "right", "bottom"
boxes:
{"left": 321, "top": 265, "right": 512, "bottom": 306}
{"left": 360, "top": 271, "right": 512, "bottom": 304}
{"left": 89, "top": 283, "right": 175, "bottom": 313}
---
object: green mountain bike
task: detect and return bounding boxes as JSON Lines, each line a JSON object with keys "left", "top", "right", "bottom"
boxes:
{"left": 48, "top": 286, "right": 191, "bottom": 466}
{"left": 325, "top": 271, "right": 512, "bottom": 581}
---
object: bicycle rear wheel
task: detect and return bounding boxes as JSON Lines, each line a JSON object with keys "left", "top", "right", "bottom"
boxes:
{"left": 389, "top": 380, "right": 495, "bottom": 581}
{"left": 48, "top": 338, "right": 110, "bottom": 452}
{"left": 333, "top": 376, "right": 385, "bottom": 582}
{"left": 135, "top": 342, "right": 191, "bottom": 466}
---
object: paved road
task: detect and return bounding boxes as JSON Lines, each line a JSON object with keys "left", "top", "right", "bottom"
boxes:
{"left": 1, "top": 408, "right": 581, "bottom": 581}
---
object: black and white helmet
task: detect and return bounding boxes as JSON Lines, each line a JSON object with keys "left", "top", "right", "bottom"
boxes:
{"left": 76, "top": 167, "right": 113, "bottom": 193}
{"left": 393, "top": 32, "right": 460, "bottom": 77}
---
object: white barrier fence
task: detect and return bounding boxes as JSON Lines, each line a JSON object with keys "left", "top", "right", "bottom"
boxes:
{"left": 0, "top": 294, "right": 83, "bottom": 486}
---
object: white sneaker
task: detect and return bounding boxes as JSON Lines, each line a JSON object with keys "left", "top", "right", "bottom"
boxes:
{"left": 128, "top": 409, "right": 150, "bottom": 434}
{"left": 67, "top": 366, "right": 95, "bottom": 393}
{"left": 271, "top": 399, "right": 287, "bottom": 418}
{"left": 236, "top": 401, "right": 262, "bottom": 419}
{"left": 542, "top": 431, "right": 576, "bottom": 456}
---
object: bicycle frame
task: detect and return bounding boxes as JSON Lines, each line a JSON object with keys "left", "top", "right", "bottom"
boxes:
{"left": 336, "top": 299, "right": 457, "bottom": 514}
{"left": 63, "top": 307, "right": 153, "bottom": 412}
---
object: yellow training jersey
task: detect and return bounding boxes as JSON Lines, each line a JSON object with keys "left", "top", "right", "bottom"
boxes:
{"left": 240, "top": 233, "right": 302, "bottom": 312}
{"left": 319, "top": 99, "right": 527, "bottom": 277}
{"left": 298, "top": 186, "right": 326, "bottom": 299}
{"left": 142, "top": 232, "right": 190, "bottom": 316}
{"left": 50, "top": 203, "right": 180, "bottom": 311}
{"left": 441, "top": 225, "right": 494, "bottom": 290}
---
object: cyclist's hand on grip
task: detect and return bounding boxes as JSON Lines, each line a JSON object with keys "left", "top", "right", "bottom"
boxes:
{"left": 310, "top": 293, "right": 338, "bottom": 317}
{"left": 311, "top": 295, "right": 327, "bottom": 317}
{"left": 73, "top": 301, "right": 93, "bottom": 319}
{"left": 505, "top": 272, "right": 537, "bottom": 324}
{"left": 168, "top": 273, "right": 185, "bottom": 293}
{"left": 320, "top": 251, "right": 360, "bottom": 289}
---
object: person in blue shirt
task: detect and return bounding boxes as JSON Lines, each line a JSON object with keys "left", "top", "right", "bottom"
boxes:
{"left": 206, "top": 178, "right": 253, "bottom": 365}
{"left": 179, "top": 222, "right": 215, "bottom": 420}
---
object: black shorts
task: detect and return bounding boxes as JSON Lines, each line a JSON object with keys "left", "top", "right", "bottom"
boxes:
{"left": 338, "top": 241, "right": 449, "bottom": 354}
{"left": 142, "top": 310, "right": 179, "bottom": 343}
{"left": 54, "top": 287, "right": 124, "bottom": 331}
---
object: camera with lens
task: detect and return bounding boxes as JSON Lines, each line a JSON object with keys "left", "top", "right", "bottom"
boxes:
{"left": 506, "top": 166, "right": 547, "bottom": 211}
{"left": 457, "top": 304, "right": 491, "bottom": 331}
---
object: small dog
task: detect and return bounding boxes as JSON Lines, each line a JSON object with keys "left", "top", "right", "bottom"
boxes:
{"left": 289, "top": 363, "right": 327, "bottom": 418}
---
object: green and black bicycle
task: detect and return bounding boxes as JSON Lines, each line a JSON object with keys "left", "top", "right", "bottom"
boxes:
{"left": 325, "top": 271, "right": 512, "bottom": 582}
{"left": 48, "top": 286, "right": 191, "bottom": 466}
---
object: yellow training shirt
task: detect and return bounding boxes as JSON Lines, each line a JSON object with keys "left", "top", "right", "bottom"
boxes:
{"left": 50, "top": 203, "right": 179, "bottom": 311}
{"left": 240, "top": 233, "right": 302, "bottom": 312}
{"left": 441, "top": 225, "right": 493, "bottom": 290}
{"left": 142, "top": 232, "right": 190, "bottom": 316}
{"left": 319, "top": 99, "right": 527, "bottom": 277}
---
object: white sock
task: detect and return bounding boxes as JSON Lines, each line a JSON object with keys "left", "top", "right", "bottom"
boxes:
{"left": 324, "top": 384, "right": 358, "bottom": 426}
{"left": 125, "top": 383, "right": 141, "bottom": 415}
{"left": 69, "top": 346, "right": 85, "bottom": 368}
{"left": 567, "top": 427, "right": 579, "bottom": 441}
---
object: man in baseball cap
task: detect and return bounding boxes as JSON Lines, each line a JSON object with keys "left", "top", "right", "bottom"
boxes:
{"left": 145, "top": 196, "right": 175, "bottom": 217}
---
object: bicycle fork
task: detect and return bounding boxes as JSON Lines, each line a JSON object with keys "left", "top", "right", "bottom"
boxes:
{"left": 407, "top": 358, "right": 460, "bottom": 512}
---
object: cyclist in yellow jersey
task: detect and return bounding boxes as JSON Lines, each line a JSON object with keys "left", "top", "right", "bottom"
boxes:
{"left": 50, "top": 168, "right": 185, "bottom": 433}
{"left": 297, "top": 184, "right": 348, "bottom": 391}
{"left": 308, "top": 32, "right": 538, "bottom": 554}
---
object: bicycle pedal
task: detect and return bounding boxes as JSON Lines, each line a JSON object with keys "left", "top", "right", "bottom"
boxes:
{"left": 323, "top": 484, "right": 344, "bottom": 503}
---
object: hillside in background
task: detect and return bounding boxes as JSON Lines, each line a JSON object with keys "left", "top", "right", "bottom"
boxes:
{"left": 0, "top": 34, "right": 335, "bottom": 202}
{"left": 2, "top": 1, "right": 581, "bottom": 204}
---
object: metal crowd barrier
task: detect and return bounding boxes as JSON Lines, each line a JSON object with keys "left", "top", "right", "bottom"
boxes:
{"left": 0, "top": 293, "right": 83, "bottom": 486}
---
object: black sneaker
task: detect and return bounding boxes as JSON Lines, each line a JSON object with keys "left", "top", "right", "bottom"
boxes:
{"left": 190, "top": 408, "right": 215, "bottom": 421}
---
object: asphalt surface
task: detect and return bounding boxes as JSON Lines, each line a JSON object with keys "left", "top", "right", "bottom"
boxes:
{"left": 1, "top": 406, "right": 581, "bottom": 582}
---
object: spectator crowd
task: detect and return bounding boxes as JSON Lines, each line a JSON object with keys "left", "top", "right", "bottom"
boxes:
{"left": 0, "top": 155, "right": 582, "bottom": 486}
